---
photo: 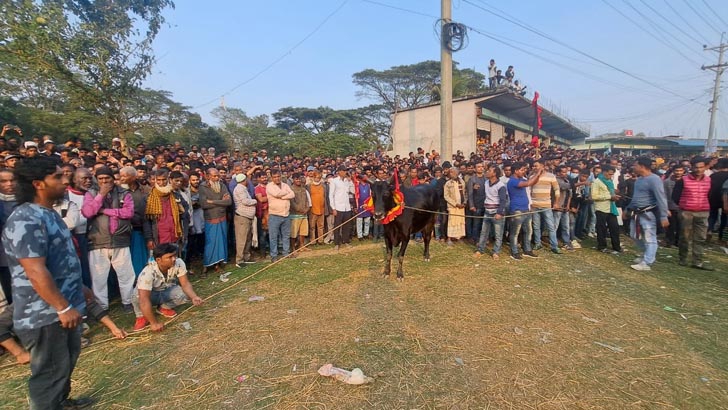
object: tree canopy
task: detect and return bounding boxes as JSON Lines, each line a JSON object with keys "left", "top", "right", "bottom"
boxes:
{"left": 352, "top": 60, "right": 487, "bottom": 113}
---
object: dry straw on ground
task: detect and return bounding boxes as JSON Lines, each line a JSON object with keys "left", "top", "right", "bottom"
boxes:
{"left": 1, "top": 237, "right": 727, "bottom": 409}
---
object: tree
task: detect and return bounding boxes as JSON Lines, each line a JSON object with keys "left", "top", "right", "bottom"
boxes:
{"left": 211, "top": 107, "right": 270, "bottom": 151}
{"left": 1, "top": 0, "right": 175, "bottom": 143}
{"left": 352, "top": 60, "right": 487, "bottom": 112}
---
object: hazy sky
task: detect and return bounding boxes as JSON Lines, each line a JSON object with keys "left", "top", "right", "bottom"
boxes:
{"left": 145, "top": 0, "right": 728, "bottom": 139}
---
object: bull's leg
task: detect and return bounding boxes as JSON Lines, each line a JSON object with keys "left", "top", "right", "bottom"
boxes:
{"left": 423, "top": 219, "right": 435, "bottom": 262}
{"left": 397, "top": 237, "right": 410, "bottom": 280}
{"left": 383, "top": 234, "right": 393, "bottom": 278}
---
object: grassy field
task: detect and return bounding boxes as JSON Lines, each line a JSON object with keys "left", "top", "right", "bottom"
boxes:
{"left": 1, "top": 237, "right": 727, "bottom": 409}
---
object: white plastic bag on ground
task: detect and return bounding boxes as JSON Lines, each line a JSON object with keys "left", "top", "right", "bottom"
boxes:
{"left": 317, "top": 363, "right": 374, "bottom": 385}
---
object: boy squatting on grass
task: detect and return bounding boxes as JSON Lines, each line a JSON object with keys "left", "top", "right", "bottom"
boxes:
{"left": 131, "top": 243, "right": 203, "bottom": 332}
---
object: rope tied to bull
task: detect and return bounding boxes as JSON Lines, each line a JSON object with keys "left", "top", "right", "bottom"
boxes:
{"left": 401, "top": 206, "right": 555, "bottom": 219}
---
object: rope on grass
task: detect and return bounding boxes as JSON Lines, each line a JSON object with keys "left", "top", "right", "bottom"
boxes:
{"left": 0, "top": 209, "right": 377, "bottom": 368}
{"left": 75, "top": 210, "right": 368, "bottom": 355}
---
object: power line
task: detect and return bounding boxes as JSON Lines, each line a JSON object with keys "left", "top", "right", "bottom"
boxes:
{"left": 361, "top": 0, "right": 436, "bottom": 18}
{"left": 701, "top": 0, "right": 728, "bottom": 29}
{"left": 621, "top": 0, "right": 704, "bottom": 62}
{"left": 463, "top": 0, "right": 694, "bottom": 102}
{"left": 601, "top": 0, "right": 703, "bottom": 65}
{"left": 662, "top": 0, "right": 712, "bottom": 44}
{"left": 699, "top": 0, "right": 728, "bottom": 32}
{"left": 192, "top": 1, "right": 349, "bottom": 109}
{"left": 363, "top": 0, "right": 604, "bottom": 68}
{"left": 681, "top": 0, "right": 723, "bottom": 36}
{"left": 363, "top": 0, "right": 698, "bottom": 100}
{"left": 464, "top": 25, "right": 672, "bottom": 99}
{"left": 637, "top": 0, "right": 705, "bottom": 46}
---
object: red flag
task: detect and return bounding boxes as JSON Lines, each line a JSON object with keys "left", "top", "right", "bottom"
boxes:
{"left": 532, "top": 91, "right": 542, "bottom": 147}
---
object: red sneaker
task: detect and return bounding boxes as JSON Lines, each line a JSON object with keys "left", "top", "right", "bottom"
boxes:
{"left": 133, "top": 317, "right": 149, "bottom": 331}
{"left": 156, "top": 307, "right": 177, "bottom": 318}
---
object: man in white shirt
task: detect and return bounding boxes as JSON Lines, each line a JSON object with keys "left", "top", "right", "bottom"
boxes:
{"left": 328, "top": 165, "right": 355, "bottom": 250}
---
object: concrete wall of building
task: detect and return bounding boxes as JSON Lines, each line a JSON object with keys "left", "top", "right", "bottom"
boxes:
{"left": 392, "top": 100, "right": 480, "bottom": 157}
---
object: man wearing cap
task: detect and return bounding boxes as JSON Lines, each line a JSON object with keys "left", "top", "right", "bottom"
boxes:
{"left": 23, "top": 141, "right": 39, "bottom": 158}
{"left": 40, "top": 138, "right": 60, "bottom": 159}
{"left": 233, "top": 173, "right": 257, "bottom": 267}
{"left": 82, "top": 167, "right": 136, "bottom": 311}
{"left": 329, "top": 166, "right": 355, "bottom": 250}
{"left": 3, "top": 153, "right": 20, "bottom": 169}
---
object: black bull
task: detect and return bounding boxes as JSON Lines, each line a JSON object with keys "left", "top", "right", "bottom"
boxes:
{"left": 369, "top": 181, "right": 439, "bottom": 280}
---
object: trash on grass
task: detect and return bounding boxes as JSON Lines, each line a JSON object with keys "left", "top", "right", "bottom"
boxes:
{"left": 582, "top": 316, "right": 600, "bottom": 323}
{"left": 680, "top": 314, "right": 688, "bottom": 320}
{"left": 248, "top": 295, "right": 265, "bottom": 302}
{"left": 219, "top": 272, "right": 232, "bottom": 282}
{"left": 663, "top": 306, "right": 677, "bottom": 312}
{"left": 317, "top": 363, "right": 374, "bottom": 385}
{"left": 234, "top": 374, "right": 249, "bottom": 383}
{"left": 539, "top": 332, "right": 552, "bottom": 344}
{"left": 700, "top": 376, "right": 710, "bottom": 383}
{"left": 594, "top": 341, "right": 624, "bottom": 353}
{"left": 181, "top": 322, "right": 192, "bottom": 331}
{"left": 454, "top": 357, "right": 464, "bottom": 366}
{"left": 514, "top": 327, "right": 524, "bottom": 335}
{"left": 286, "top": 309, "right": 298, "bottom": 314}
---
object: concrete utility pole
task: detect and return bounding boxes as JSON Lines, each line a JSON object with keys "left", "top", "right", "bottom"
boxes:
{"left": 703, "top": 33, "right": 727, "bottom": 155}
{"left": 440, "top": 0, "right": 453, "bottom": 162}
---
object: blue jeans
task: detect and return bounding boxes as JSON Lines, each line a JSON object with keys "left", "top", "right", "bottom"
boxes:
{"left": 131, "top": 284, "right": 189, "bottom": 317}
{"left": 268, "top": 214, "right": 291, "bottom": 258}
{"left": 478, "top": 214, "right": 504, "bottom": 254}
{"left": 575, "top": 205, "right": 589, "bottom": 238}
{"left": 532, "top": 208, "right": 558, "bottom": 250}
{"left": 552, "top": 210, "right": 572, "bottom": 244}
{"left": 587, "top": 203, "right": 597, "bottom": 234}
{"left": 509, "top": 211, "right": 533, "bottom": 255}
{"left": 467, "top": 208, "right": 485, "bottom": 242}
{"left": 630, "top": 211, "right": 658, "bottom": 265}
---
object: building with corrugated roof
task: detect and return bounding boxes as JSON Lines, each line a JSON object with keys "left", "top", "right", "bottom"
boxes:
{"left": 390, "top": 90, "right": 589, "bottom": 157}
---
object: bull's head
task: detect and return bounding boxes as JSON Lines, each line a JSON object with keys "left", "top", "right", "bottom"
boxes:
{"left": 369, "top": 180, "right": 395, "bottom": 221}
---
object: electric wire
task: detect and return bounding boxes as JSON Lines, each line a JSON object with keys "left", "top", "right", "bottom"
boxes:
{"left": 463, "top": 0, "right": 694, "bottom": 102}
{"left": 622, "top": 0, "right": 704, "bottom": 61}
{"left": 701, "top": 0, "right": 728, "bottom": 30}
{"left": 662, "top": 0, "right": 712, "bottom": 44}
{"left": 637, "top": 0, "right": 706, "bottom": 47}
{"left": 601, "top": 0, "right": 703, "bottom": 65}
{"left": 192, "top": 0, "right": 349, "bottom": 109}
{"left": 363, "top": 0, "right": 700, "bottom": 100}
{"left": 681, "top": 0, "right": 723, "bottom": 36}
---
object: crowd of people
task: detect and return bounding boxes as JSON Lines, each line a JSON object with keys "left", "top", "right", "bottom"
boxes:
{"left": 0, "top": 122, "right": 727, "bottom": 408}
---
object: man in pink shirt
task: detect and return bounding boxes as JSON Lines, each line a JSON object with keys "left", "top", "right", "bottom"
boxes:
{"left": 81, "top": 167, "right": 136, "bottom": 311}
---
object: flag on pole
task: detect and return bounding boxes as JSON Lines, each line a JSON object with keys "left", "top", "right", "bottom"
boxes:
{"left": 532, "top": 91, "right": 542, "bottom": 148}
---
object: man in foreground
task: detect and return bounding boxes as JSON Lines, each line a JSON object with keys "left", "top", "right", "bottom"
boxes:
{"left": 132, "top": 243, "right": 203, "bottom": 332}
{"left": 2, "top": 156, "right": 92, "bottom": 409}
{"left": 628, "top": 157, "right": 669, "bottom": 271}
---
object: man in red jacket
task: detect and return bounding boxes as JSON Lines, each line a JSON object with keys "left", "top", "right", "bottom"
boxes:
{"left": 672, "top": 157, "right": 713, "bottom": 271}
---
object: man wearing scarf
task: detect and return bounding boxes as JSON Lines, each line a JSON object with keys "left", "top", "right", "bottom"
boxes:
{"left": 592, "top": 165, "right": 622, "bottom": 254}
{"left": 199, "top": 167, "right": 232, "bottom": 272}
{"left": 143, "top": 169, "right": 183, "bottom": 253}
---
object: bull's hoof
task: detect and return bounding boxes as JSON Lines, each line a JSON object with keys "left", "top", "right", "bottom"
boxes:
{"left": 396, "top": 276, "right": 404, "bottom": 282}
{"left": 382, "top": 273, "right": 390, "bottom": 279}
{"left": 424, "top": 257, "right": 431, "bottom": 262}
